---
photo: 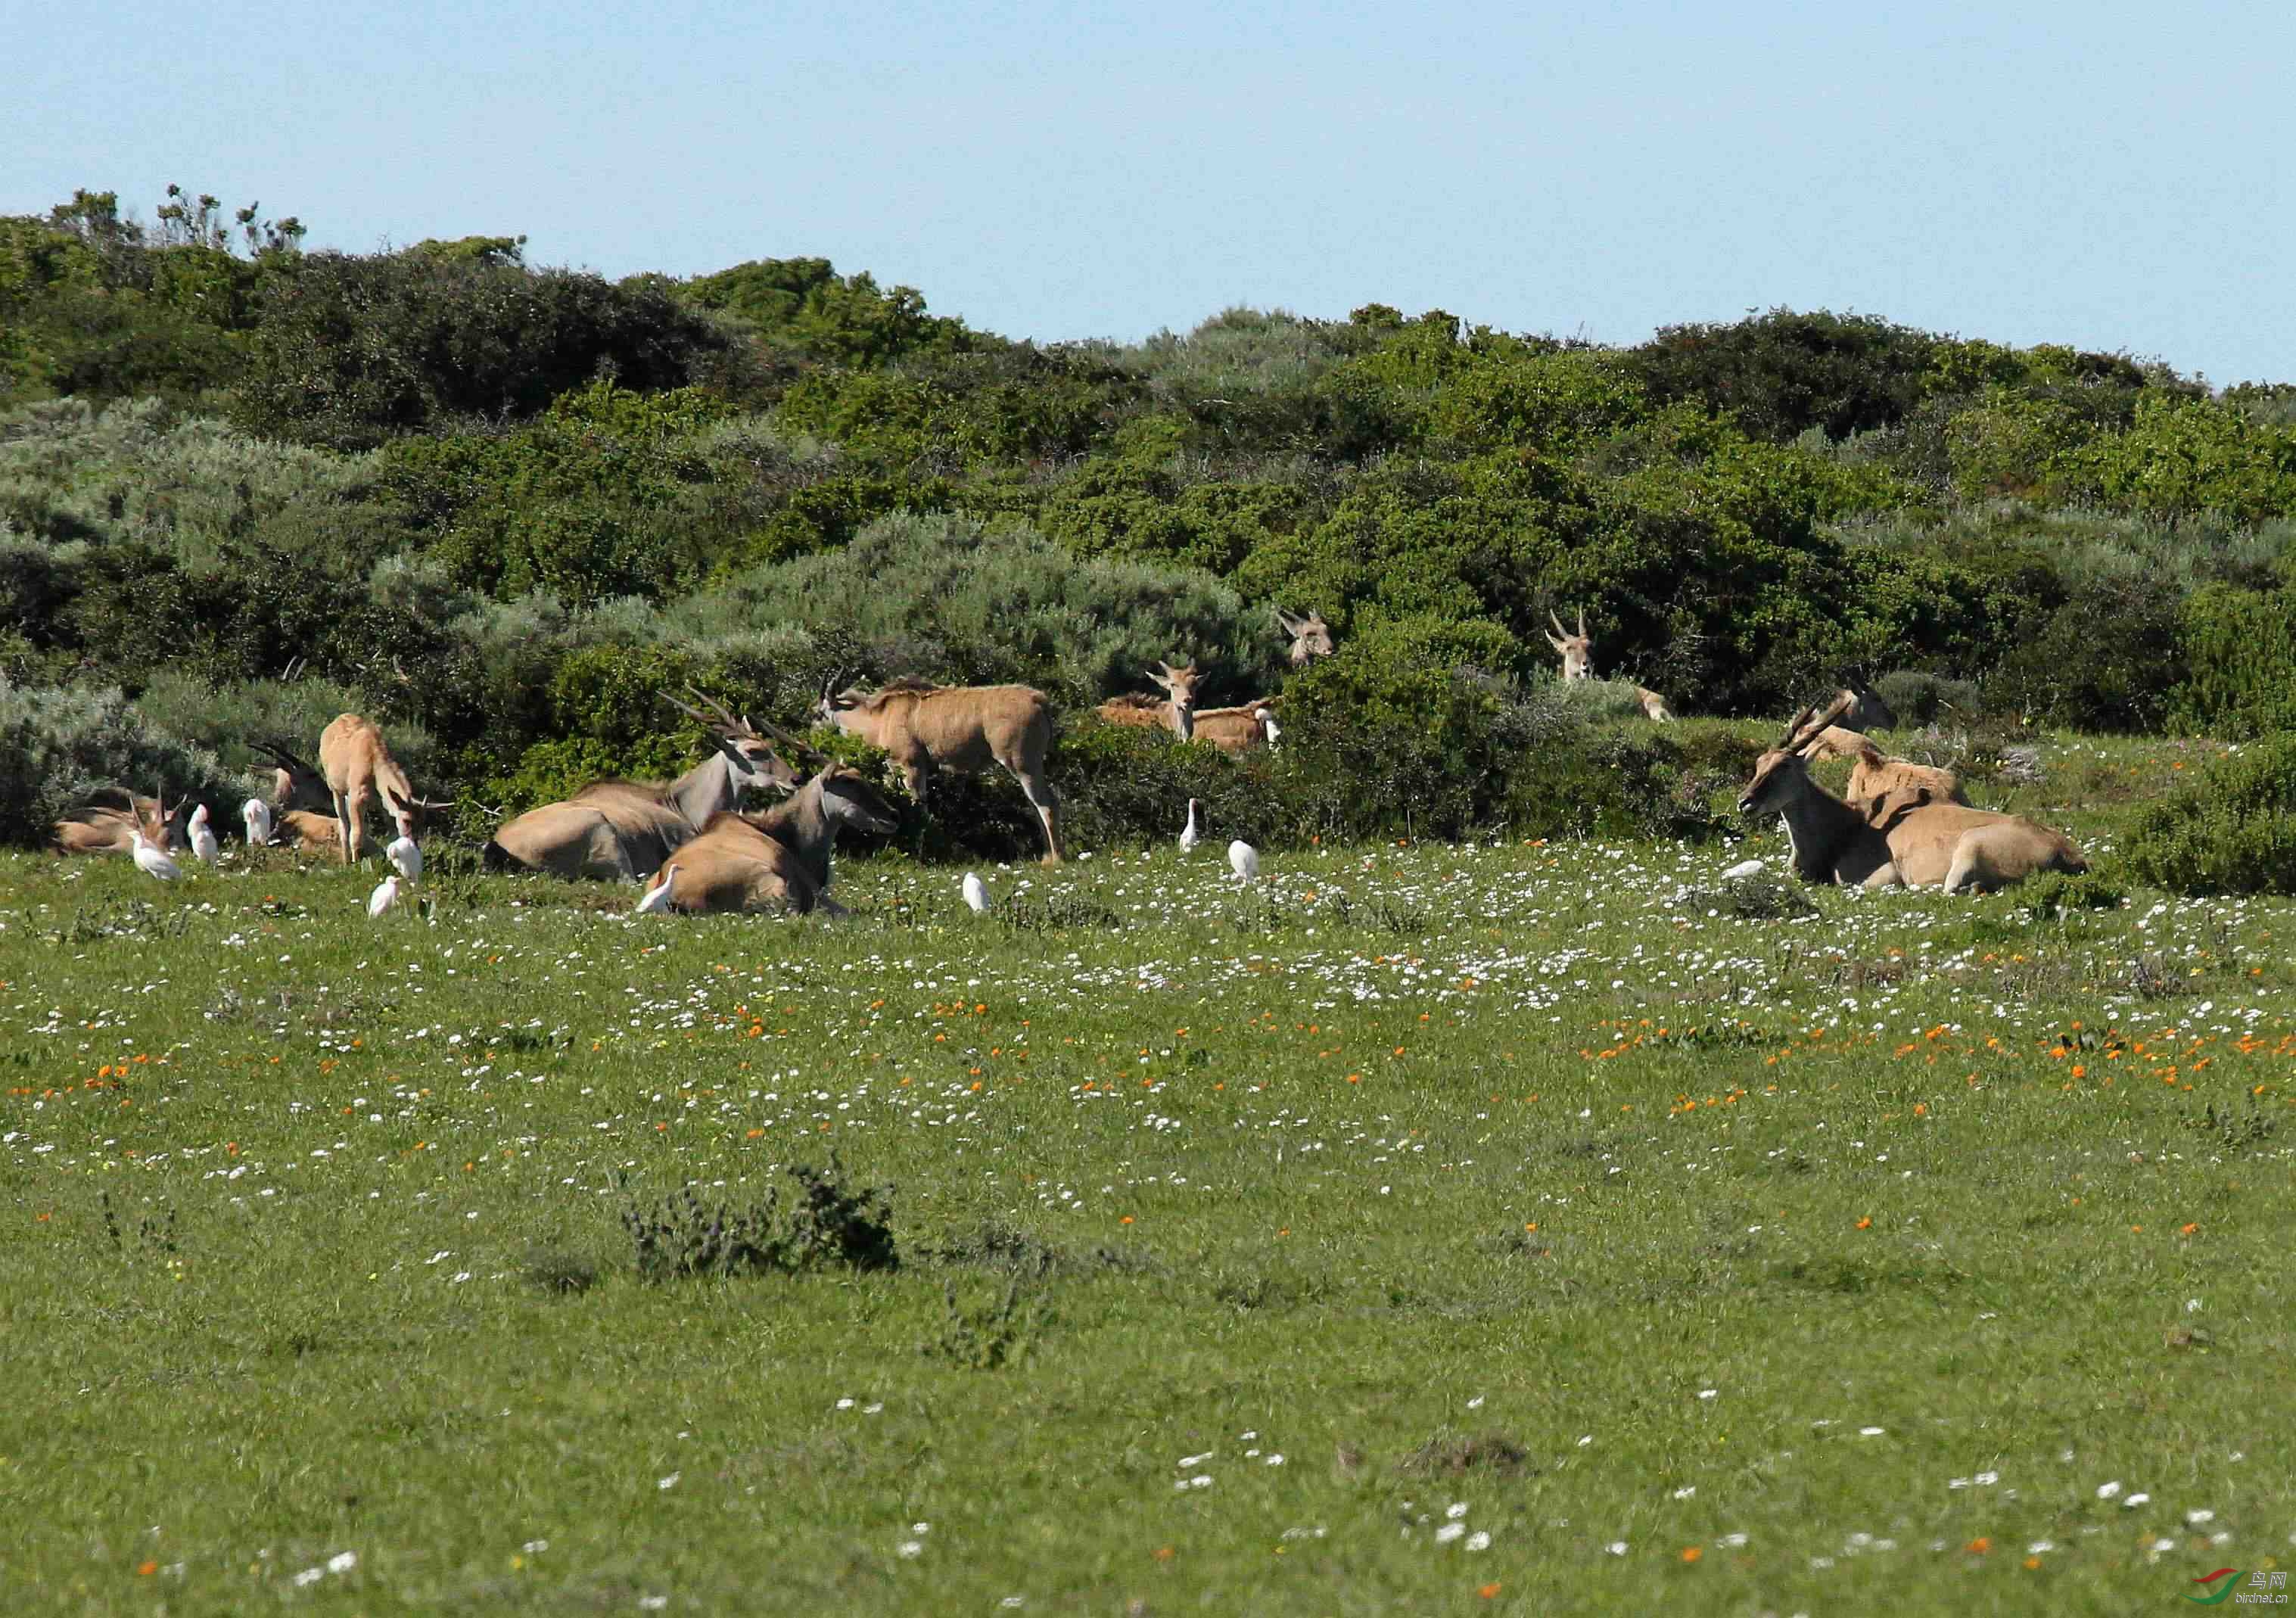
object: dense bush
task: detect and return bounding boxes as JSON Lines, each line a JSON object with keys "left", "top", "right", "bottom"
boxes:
{"left": 233, "top": 250, "right": 746, "bottom": 448}
{"left": 2123, "top": 737, "right": 2296, "bottom": 895}
{"left": 0, "top": 678, "right": 254, "bottom": 846}
{"left": 2173, "top": 585, "right": 2296, "bottom": 738}
{"left": 1634, "top": 310, "right": 1942, "bottom": 442}
{"left": 1980, "top": 574, "right": 2186, "bottom": 733}
{"left": 673, "top": 512, "right": 1281, "bottom": 705}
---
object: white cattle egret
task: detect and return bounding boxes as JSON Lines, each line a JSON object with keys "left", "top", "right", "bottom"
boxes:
{"left": 635, "top": 863, "right": 680, "bottom": 916}
{"left": 186, "top": 804, "right": 220, "bottom": 863}
{"left": 961, "top": 871, "right": 991, "bottom": 913}
{"left": 1227, "top": 839, "right": 1259, "bottom": 884}
{"left": 1178, "top": 798, "right": 1201, "bottom": 853}
{"left": 1255, "top": 708, "right": 1281, "bottom": 750}
{"left": 385, "top": 831, "right": 422, "bottom": 883}
{"left": 1722, "top": 857, "right": 1764, "bottom": 881}
{"left": 241, "top": 798, "right": 273, "bottom": 848}
{"left": 367, "top": 874, "right": 400, "bottom": 919}
{"left": 130, "top": 826, "right": 181, "bottom": 882}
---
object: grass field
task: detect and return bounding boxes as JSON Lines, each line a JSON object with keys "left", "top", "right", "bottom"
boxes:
{"left": 2, "top": 730, "right": 2291, "bottom": 1615}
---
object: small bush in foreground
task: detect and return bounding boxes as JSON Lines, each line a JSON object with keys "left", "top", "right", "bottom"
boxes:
{"left": 622, "top": 1155, "right": 897, "bottom": 1280}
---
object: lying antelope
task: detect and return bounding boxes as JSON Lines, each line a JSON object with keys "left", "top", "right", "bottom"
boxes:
{"left": 1547, "top": 608, "right": 1674, "bottom": 720}
{"left": 652, "top": 761, "right": 903, "bottom": 916}
{"left": 51, "top": 789, "right": 182, "bottom": 857}
{"left": 1789, "top": 693, "right": 1966, "bottom": 810}
{"left": 318, "top": 714, "right": 448, "bottom": 867}
{"left": 819, "top": 676, "right": 1066, "bottom": 863}
{"left": 1837, "top": 679, "right": 1896, "bottom": 734}
{"left": 1739, "top": 706, "right": 2083, "bottom": 891}
{"left": 1189, "top": 696, "right": 1280, "bottom": 755}
{"left": 485, "top": 690, "right": 801, "bottom": 881}
{"left": 1277, "top": 606, "right": 1334, "bottom": 667}
{"left": 1094, "top": 661, "right": 1205, "bottom": 739}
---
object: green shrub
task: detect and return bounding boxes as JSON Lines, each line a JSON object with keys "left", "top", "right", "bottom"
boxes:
{"left": 1873, "top": 670, "right": 1983, "bottom": 726}
{"left": 1634, "top": 309, "right": 1943, "bottom": 442}
{"left": 2123, "top": 736, "right": 2296, "bottom": 895}
{"left": 1049, "top": 719, "right": 1290, "bottom": 852}
{"left": 0, "top": 678, "right": 254, "bottom": 847}
{"left": 677, "top": 512, "right": 1280, "bottom": 705}
{"left": 234, "top": 250, "right": 746, "bottom": 448}
{"left": 1981, "top": 575, "right": 2185, "bottom": 732}
{"left": 2173, "top": 585, "right": 2296, "bottom": 738}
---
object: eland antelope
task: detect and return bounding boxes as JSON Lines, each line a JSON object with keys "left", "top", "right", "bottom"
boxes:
{"left": 818, "top": 676, "right": 1066, "bottom": 863}
{"left": 1739, "top": 706, "right": 2083, "bottom": 891}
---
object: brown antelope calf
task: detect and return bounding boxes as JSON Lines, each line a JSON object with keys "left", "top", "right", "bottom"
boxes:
{"left": 1740, "top": 705, "right": 2082, "bottom": 891}
{"left": 317, "top": 714, "right": 447, "bottom": 866}
{"left": 1094, "top": 661, "right": 1206, "bottom": 739}
{"left": 818, "top": 677, "right": 1066, "bottom": 863}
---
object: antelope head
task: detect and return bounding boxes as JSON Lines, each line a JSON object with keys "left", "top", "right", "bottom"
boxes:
{"left": 1276, "top": 607, "right": 1333, "bottom": 667}
{"left": 1546, "top": 608, "right": 1592, "bottom": 682}
{"left": 1147, "top": 660, "right": 1204, "bottom": 736}
{"left": 1738, "top": 699, "right": 1851, "bottom": 817}
{"left": 665, "top": 687, "right": 802, "bottom": 800}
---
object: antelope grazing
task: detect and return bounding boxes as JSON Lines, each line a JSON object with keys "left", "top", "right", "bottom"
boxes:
{"left": 1547, "top": 608, "right": 1673, "bottom": 720}
{"left": 1277, "top": 606, "right": 1334, "bottom": 667}
{"left": 485, "top": 690, "right": 801, "bottom": 882}
{"left": 818, "top": 677, "right": 1066, "bottom": 863}
{"left": 1790, "top": 693, "right": 1967, "bottom": 810}
{"left": 1095, "top": 661, "right": 1205, "bottom": 739}
{"left": 318, "top": 714, "right": 446, "bottom": 867}
{"left": 1739, "top": 707, "right": 2083, "bottom": 891}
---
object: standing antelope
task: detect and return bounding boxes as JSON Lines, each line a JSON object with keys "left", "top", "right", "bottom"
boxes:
{"left": 484, "top": 690, "right": 801, "bottom": 882}
{"left": 1546, "top": 607, "right": 1675, "bottom": 720}
{"left": 1739, "top": 705, "right": 2082, "bottom": 891}
{"left": 1094, "top": 661, "right": 1206, "bottom": 739}
{"left": 318, "top": 714, "right": 446, "bottom": 867}
{"left": 1276, "top": 607, "right": 1334, "bottom": 667}
{"left": 818, "top": 677, "right": 1066, "bottom": 863}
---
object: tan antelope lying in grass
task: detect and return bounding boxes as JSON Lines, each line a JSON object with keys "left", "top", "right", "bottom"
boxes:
{"left": 642, "top": 756, "right": 902, "bottom": 917}
{"left": 1094, "top": 661, "right": 1206, "bottom": 739}
{"left": 51, "top": 789, "right": 182, "bottom": 857}
{"left": 484, "top": 691, "right": 801, "bottom": 881}
{"left": 1277, "top": 606, "right": 1334, "bottom": 667}
{"left": 818, "top": 676, "right": 1066, "bottom": 863}
{"left": 1739, "top": 705, "right": 2083, "bottom": 891}
{"left": 1546, "top": 608, "right": 1674, "bottom": 721}
{"left": 1789, "top": 692, "right": 1967, "bottom": 810}
{"left": 318, "top": 714, "right": 449, "bottom": 866}
{"left": 1189, "top": 697, "right": 1281, "bottom": 754}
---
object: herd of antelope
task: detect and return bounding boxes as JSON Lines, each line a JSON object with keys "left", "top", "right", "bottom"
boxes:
{"left": 48, "top": 600, "right": 2082, "bottom": 907}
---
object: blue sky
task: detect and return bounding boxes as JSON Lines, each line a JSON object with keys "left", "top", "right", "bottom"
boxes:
{"left": 10, "top": 0, "right": 2293, "bottom": 383}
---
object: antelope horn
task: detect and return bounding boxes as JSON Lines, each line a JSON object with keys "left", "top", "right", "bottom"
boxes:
{"left": 1576, "top": 608, "right": 1587, "bottom": 638}
{"left": 1548, "top": 609, "right": 1567, "bottom": 638}
{"left": 750, "top": 713, "right": 832, "bottom": 767}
